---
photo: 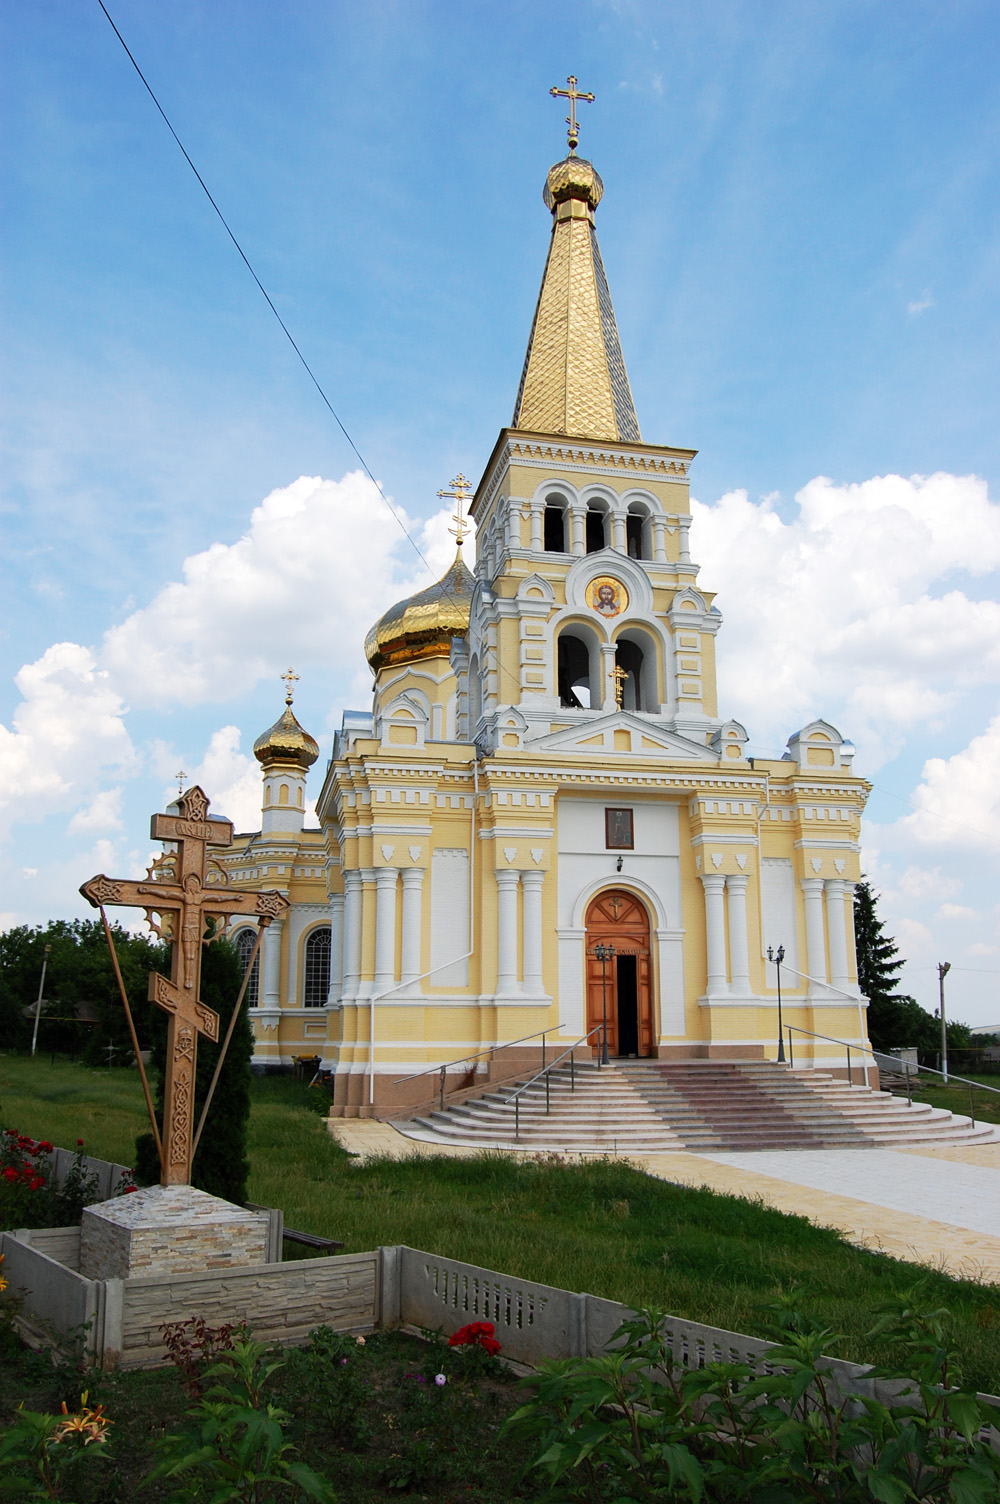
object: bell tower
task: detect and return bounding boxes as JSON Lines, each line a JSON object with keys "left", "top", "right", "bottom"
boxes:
{"left": 466, "top": 90, "right": 722, "bottom": 756}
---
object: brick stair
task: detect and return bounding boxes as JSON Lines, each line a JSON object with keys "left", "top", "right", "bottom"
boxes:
{"left": 393, "top": 1059, "right": 999, "bottom": 1153}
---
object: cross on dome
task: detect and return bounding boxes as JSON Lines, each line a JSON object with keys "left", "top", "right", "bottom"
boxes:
{"left": 550, "top": 74, "right": 595, "bottom": 154}
{"left": 438, "top": 474, "right": 473, "bottom": 548}
{"left": 281, "top": 667, "right": 299, "bottom": 706}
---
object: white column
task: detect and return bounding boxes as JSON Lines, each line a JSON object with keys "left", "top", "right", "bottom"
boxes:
{"left": 570, "top": 505, "right": 586, "bottom": 556}
{"left": 495, "top": 869, "right": 520, "bottom": 995}
{"left": 652, "top": 516, "right": 667, "bottom": 563}
{"left": 600, "top": 643, "right": 617, "bottom": 711}
{"left": 700, "top": 874, "right": 729, "bottom": 995}
{"left": 400, "top": 868, "right": 424, "bottom": 991}
{"left": 529, "top": 501, "right": 543, "bottom": 551}
{"left": 521, "top": 869, "right": 545, "bottom": 996}
{"left": 262, "top": 918, "right": 284, "bottom": 1009}
{"left": 342, "top": 870, "right": 363, "bottom": 1001}
{"left": 611, "top": 511, "right": 626, "bottom": 552}
{"left": 825, "top": 879, "right": 851, "bottom": 993}
{"left": 725, "top": 874, "right": 751, "bottom": 994}
{"left": 843, "top": 882, "right": 858, "bottom": 981}
{"left": 326, "top": 893, "right": 344, "bottom": 1005}
{"left": 374, "top": 868, "right": 398, "bottom": 994}
{"left": 678, "top": 516, "right": 692, "bottom": 566}
{"left": 801, "top": 878, "right": 827, "bottom": 990}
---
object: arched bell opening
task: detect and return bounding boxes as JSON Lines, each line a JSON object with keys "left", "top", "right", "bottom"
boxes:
{"left": 585, "top": 889, "right": 654, "bottom": 1057}
{"left": 585, "top": 500, "right": 609, "bottom": 554}
{"left": 614, "top": 627, "right": 659, "bottom": 713}
{"left": 544, "top": 496, "right": 568, "bottom": 553}
{"left": 557, "top": 623, "right": 603, "bottom": 709}
{"left": 626, "top": 504, "right": 651, "bottom": 560}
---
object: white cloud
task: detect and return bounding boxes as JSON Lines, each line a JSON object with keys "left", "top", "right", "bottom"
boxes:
{"left": 900, "top": 708, "right": 1000, "bottom": 849}
{"left": 177, "top": 725, "right": 263, "bottom": 835}
{"left": 937, "top": 903, "right": 979, "bottom": 920}
{"left": 908, "top": 292, "right": 934, "bottom": 315}
{"left": 0, "top": 643, "right": 136, "bottom": 829}
{"left": 68, "top": 787, "right": 124, "bottom": 834}
{"left": 0, "top": 474, "right": 466, "bottom": 844}
{"left": 692, "top": 471, "right": 1000, "bottom": 764}
{"left": 101, "top": 472, "right": 461, "bottom": 707}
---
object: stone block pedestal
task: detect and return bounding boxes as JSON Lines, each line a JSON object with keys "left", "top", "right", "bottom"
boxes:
{"left": 79, "top": 1185, "right": 271, "bottom": 1280}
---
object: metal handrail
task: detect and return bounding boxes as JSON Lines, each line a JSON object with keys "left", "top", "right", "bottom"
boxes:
{"left": 502, "top": 1026, "right": 606, "bottom": 1142}
{"left": 786, "top": 1024, "right": 1000, "bottom": 1126}
{"left": 392, "top": 1027, "right": 556, "bottom": 1086}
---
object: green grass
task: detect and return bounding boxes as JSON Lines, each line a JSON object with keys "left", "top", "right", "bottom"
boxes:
{"left": 901, "top": 1071, "right": 1000, "bottom": 1126}
{"left": 5, "top": 1053, "right": 1000, "bottom": 1393}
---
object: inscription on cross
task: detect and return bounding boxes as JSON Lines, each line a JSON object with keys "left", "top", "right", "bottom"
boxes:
{"left": 80, "top": 786, "right": 289, "bottom": 1186}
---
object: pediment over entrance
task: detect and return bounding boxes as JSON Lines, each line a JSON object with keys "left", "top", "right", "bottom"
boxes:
{"left": 527, "top": 713, "right": 718, "bottom": 761}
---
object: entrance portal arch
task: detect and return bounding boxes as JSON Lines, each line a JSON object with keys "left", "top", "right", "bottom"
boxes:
{"left": 585, "top": 889, "right": 654, "bottom": 1057}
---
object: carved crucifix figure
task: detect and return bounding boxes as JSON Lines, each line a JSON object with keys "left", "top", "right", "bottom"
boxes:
{"left": 81, "top": 786, "right": 289, "bottom": 1186}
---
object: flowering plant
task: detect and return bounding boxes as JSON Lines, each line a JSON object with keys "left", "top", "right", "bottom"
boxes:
{"left": 448, "top": 1320, "right": 502, "bottom": 1357}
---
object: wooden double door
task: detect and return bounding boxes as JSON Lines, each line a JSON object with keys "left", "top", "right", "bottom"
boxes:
{"left": 585, "top": 889, "right": 654, "bottom": 1057}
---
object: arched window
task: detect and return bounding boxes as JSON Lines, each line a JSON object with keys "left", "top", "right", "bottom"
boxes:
{"left": 303, "top": 927, "right": 331, "bottom": 1008}
{"left": 558, "top": 627, "right": 603, "bottom": 709}
{"left": 468, "top": 652, "right": 482, "bottom": 733}
{"left": 585, "top": 503, "right": 608, "bottom": 554}
{"left": 626, "top": 506, "right": 649, "bottom": 560}
{"left": 234, "top": 928, "right": 259, "bottom": 1007}
{"left": 543, "top": 501, "right": 567, "bottom": 552}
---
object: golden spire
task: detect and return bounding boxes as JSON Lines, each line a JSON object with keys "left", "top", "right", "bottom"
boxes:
{"left": 438, "top": 473, "right": 472, "bottom": 548}
{"left": 550, "top": 75, "right": 595, "bottom": 155}
{"left": 280, "top": 666, "right": 299, "bottom": 706}
{"left": 511, "top": 82, "right": 640, "bottom": 443}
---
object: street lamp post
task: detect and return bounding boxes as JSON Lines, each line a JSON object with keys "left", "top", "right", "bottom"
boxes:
{"left": 938, "top": 961, "right": 951, "bottom": 1083}
{"left": 30, "top": 943, "right": 52, "bottom": 1059}
{"left": 592, "top": 942, "right": 615, "bottom": 1065}
{"left": 767, "top": 944, "right": 786, "bottom": 1064}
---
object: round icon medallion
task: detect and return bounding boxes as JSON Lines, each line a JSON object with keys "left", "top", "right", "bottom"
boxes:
{"left": 586, "top": 576, "right": 628, "bottom": 618}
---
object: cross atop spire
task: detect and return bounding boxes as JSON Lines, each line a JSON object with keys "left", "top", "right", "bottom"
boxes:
{"left": 281, "top": 667, "right": 299, "bottom": 706}
{"left": 174, "top": 769, "right": 186, "bottom": 797}
{"left": 438, "top": 474, "right": 473, "bottom": 548}
{"left": 550, "top": 75, "right": 595, "bottom": 154}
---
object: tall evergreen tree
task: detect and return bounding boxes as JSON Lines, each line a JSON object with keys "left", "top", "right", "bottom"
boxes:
{"left": 135, "top": 936, "right": 252, "bottom": 1203}
{"left": 854, "top": 878, "right": 940, "bottom": 1053}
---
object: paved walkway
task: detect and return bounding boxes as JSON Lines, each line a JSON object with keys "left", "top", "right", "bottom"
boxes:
{"left": 328, "top": 1119, "right": 1000, "bottom": 1285}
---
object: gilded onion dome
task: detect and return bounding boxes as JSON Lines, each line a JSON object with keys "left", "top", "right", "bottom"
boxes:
{"left": 365, "top": 551, "right": 475, "bottom": 673}
{"left": 253, "top": 678, "right": 319, "bottom": 770}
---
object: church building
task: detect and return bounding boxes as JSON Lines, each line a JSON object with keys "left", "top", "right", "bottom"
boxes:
{"left": 222, "top": 111, "right": 872, "bottom": 1113}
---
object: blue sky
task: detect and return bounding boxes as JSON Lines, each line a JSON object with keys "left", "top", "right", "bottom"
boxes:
{"left": 4, "top": 0, "right": 1000, "bottom": 1027}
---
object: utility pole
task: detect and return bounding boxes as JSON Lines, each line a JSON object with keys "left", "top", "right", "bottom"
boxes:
{"left": 938, "top": 961, "right": 951, "bottom": 1083}
{"left": 30, "top": 944, "right": 51, "bottom": 1058}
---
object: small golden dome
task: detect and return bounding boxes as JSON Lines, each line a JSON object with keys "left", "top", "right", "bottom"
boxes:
{"left": 253, "top": 703, "right": 319, "bottom": 770}
{"left": 543, "top": 155, "right": 604, "bottom": 213}
{"left": 365, "top": 552, "right": 475, "bottom": 673}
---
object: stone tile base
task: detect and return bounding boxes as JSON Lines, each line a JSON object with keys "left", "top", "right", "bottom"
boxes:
{"left": 79, "top": 1184, "right": 270, "bottom": 1280}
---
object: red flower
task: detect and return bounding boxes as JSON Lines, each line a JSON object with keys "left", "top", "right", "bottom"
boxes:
{"left": 448, "top": 1320, "right": 501, "bottom": 1355}
{"left": 2, "top": 1168, "right": 18, "bottom": 1183}
{"left": 38, "top": 1142, "right": 53, "bottom": 1154}
{"left": 76, "top": 1139, "right": 84, "bottom": 1147}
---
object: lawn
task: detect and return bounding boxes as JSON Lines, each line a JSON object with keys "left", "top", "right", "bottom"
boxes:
{"left": 4, "top": 1053, "right": 1000, "bottom": 1393}
{"left": 902, "top": 1070, "right": 1000, "bottom": 1127}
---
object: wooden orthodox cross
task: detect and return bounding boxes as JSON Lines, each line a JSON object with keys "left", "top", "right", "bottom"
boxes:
{"left": 80, "top": 786, "right": 289, "bottom": 1186}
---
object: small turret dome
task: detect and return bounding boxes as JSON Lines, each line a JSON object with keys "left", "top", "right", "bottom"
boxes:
{"left": 543, "top": 155, "right": 604, "bottom": 213}
{"left": 364, "top": 552, "right": 475, "bottom": 673}
{"left": 253, "top": 695, "right": 319, "bottom": 771}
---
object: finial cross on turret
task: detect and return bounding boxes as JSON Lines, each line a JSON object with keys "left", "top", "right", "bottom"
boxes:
{"left": 438, "top": 473, "right": 473, "bottom": 548}
{"left": 281, "top": 666, "right": 299, "bottom": 706}
{"left": 550, "top": 75, "right": 595, "bottom": 154}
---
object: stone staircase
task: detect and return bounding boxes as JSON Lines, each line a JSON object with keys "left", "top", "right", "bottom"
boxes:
{"left": 393, "top": 1059, "right": 999, "bottom": 1154}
